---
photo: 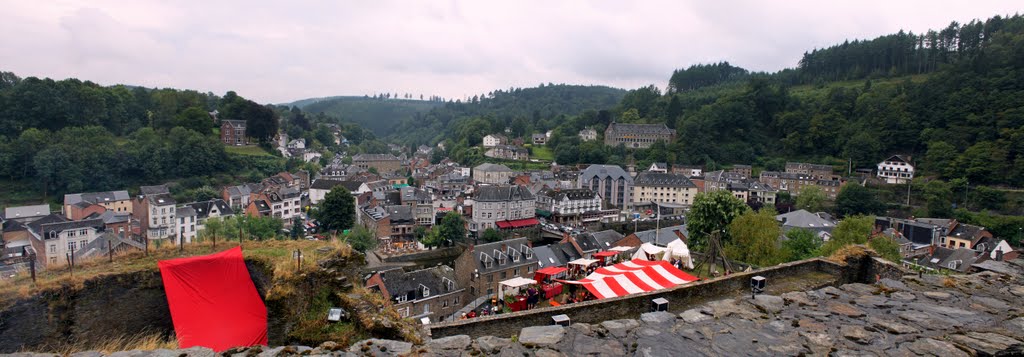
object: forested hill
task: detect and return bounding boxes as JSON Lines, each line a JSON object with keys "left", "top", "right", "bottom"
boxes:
{"left": 432, "top": 14, "right": 1024, "bottom": 188}
{"left": 388, "top": 84, "right": 627, "bottom": 145}
{"left": 293, "top": 96, "right": 442, "bottom": 137}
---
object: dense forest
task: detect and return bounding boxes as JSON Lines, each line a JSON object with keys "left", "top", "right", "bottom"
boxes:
{"left": 295, "top": 96, "right": 441, "bottom": 137}
{"left": 388, "top": 84, "right": 627, "bottom": 145}
{"left": 422, "top": 14, "right": 1024, "bottom": 189}
{"left": 0, "top": 73, "right": 380, "bottom": 202}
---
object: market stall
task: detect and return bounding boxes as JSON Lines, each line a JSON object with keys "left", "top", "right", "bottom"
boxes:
{"left": 631, "top": 243, "right": 668, "bottom": 261}
{"left": 662, "top": 238, "right": 694, "bottom": 269}
{"left": 592, "top": 251, "right": 620, "bottom": 265}
{"left": 558, "top": 259, "right": 698, "bottom": 299}
{"left": 498, "top": 277, "right": 536, "bottom": 312}
{"left": 568, "top": 258, "right": 599, "bottom": 278}
{"left": 533, "top": 266, "right": 567, "bottom": 299}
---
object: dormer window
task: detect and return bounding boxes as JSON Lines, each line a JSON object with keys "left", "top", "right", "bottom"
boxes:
{"left": 481, "top": 253, "right": 493, "bottom": 268}
{"left": 421, "top": 284, "right": 430, "bottom": 298}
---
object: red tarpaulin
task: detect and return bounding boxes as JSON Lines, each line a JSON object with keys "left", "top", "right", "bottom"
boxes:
{"left": 495, "top": 217, "right": 540, "bottom": 229}
{"left": 158, "top": 247, "right": 268, "bottom": 351}
{"left": 534, "top": 266, "right": 567, "bottom": 281}
{"left": 593, "top": 251, "right": 618, "bottom": 258}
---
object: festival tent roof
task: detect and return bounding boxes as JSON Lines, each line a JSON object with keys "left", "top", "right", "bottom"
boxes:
{"left": 558, "top": 259, "right": 697, "bottom": 299}
{"left": 534, "top": 266, "right": 567, "bottom": 282}
{"left": 158, "top": 247, "right": 267, "bottom": 351}
{"left": 495, "top": 217, "right": 540, "bottom": 229}
{"left": 609, "top": 246, "right": 633, "bottom": 252}
{"left": 498, "top": 277, "right": 537, "bottom": 297}
{"left": 662, "top": 238, "right": 694, "bottom": 269}
{"left": 631, "top": 243, "right": 667, "bottom": 260}
{"left": 593, "top": 251, "right": 619, "bottom": 258}
{"left": 568, "top": 258, "right": 599, "bottom": 266}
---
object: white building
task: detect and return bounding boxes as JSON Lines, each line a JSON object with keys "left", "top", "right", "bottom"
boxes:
{"left": 577, "top": 164, "right": 634, "bottom": 210}
{"left": 536, "top": 188, "right": 602, "bottom": 222}
{"left": 30, "top": 217, "right": 106, "bottom": 267}
{"left": 578, "top": 128, "right": 598, "bottom": 142}
{"left": 178, "top": 199, "right": 235, "bottom": 243}
{"left": 877, "top": 155, "right": 914, "bottom": 184}
{"left": 473, "top": 163, "right": 515, "bottom": 185}
{"left": 482, "top": 134, "right": 506, "bottom": 148}
{"left": 309, "top": 180, "right": 365, "bottom": 205}
{"left": 632, "top": 172, "right": 698, "bottom": 207}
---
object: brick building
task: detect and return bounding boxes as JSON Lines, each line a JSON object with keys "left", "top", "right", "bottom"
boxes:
{"left": 453, "top": 238, "right": 537, "bottom": 301}
{"left": 220, "top": 120, "right": 248, "bottom": 146}
{"left": 365, "top": 265, "right": 464, "bottom": 322}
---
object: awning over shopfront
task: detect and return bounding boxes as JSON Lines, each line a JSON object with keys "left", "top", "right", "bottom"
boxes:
{"left": 495, "top": 217, "right": 540, "bottom": 229}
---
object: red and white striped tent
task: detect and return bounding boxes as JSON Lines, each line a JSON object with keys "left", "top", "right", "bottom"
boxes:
{"left": 558, "top": 259, "right": 697, "bottom": 299}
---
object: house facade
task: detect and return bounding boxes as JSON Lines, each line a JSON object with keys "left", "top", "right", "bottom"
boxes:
{"left": 29, "top": 217, "right": 106, "bottom": 267}
{"left": 353, "top": 153, "right": 403, "bottom": 174}
{"left": 365, "top": 265, "right": 465, "bottom": 322}
{"left": 578, "top": 128, "right": 598, "bottom": 141}
{"left": 785, "top": 162, "right": 834, "bottom": 180}
{"left": 531, "top": 134, "right": 547, "bottom": 145}
{"left": 63, "top": 190, "right": 131, "bottom": 220}
{"left": 536, "top": 188, "right": 602, "bottom": 223}
{"left": 877, "top": 155, "right": 914, "bottom": 184}
{"left": 453, "top": 238, "right": 537, "bottom": 300}
{"left": 603, "top": 122, "right": 675, "bottom": 149}
{"left": 473, "top": 163, "right": 514, "bottom": 185}
{"left": 133, "top": 185, "right": 176, "bottom": 241}
{"left": 578, "top": 164, "right": 634, "bottom": 210}
{"left": 482, "top": 134, "right": 506, "bottom": 148}
{"left": 758, "top": 171, "right": 844, "bottom": 200}
{"left": 220, "top": 120, "right": 248, "bottom": 146}
{"left": 632, "top": 172, "right": 698, "bottom": 207}
{"left": 484, "top": 145, "right": 528, "bottom": 161}
{"left": 471, "top": 185, "right": 536, "bottom": 232}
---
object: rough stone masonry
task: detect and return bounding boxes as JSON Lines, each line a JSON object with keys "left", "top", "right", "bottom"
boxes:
{"left": 5, "top": 270, "right": 1024, "bottom": 356}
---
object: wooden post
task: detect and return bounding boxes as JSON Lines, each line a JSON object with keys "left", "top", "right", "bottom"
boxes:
{"left": 66, "top": 253, "right": 73, "bottom": 278}
{"left": 179, "top": 233, "right": 184, "bottom": 253}
{"left": 29, "top": 255, "right": 36, "bottom": 283}
{"left": 108, "top": 240, "right": 113, "bottom": 263}
{"left": 145, "top": 235, "right": 149, "bottom": 257}
{"left": 213, "top": 232, "right": 217, "bottom": 249}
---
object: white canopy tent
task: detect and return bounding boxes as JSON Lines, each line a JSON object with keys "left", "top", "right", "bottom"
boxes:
{"left": 631, "top": 243, "right": 668, "bottom": 261}
{"left": 568, "top": 258, "right": 599, "bottom": 267}
{"left": 497, "top": 277, "right": 536, "bottom": 297}
{"left": 662, "top": 238, "right": 694, "bottom": 269}
{"left": 609, "top": 246, "right": 633, "bottom": 252}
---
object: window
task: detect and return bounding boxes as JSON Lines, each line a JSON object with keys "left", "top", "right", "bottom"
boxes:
{"left": 67, "top": 241, "right": 75, "bottom": 252}
{"left": 80, "top": 229, "right": 87, "bottom": 236}
{"left": 486, "top": 288, "right": 493, "bottom": 295}
{"left": 49, "top": 245, "right": 56, "bottom": 253}
{"left": 513, "top": 268, "right": 519, "bottom": 276}
{"left": 79, "top": 241, "right": 87, "bottom": 250}
{"left": 454, "top": 296, "right": 460, "bottom": 305}
{"left": 500, "top": 271, "right": 507, "bottom": 279}
{"left": 68, "top": 230, "right": 76, "bottom": 238}
{"left": 399, "top": 307, "right": 410, "bottom": 318}
{"left": 423, "top": 304, "right": 430, "bottom": 314}
{"left": 442, "top": 300, "right": 449, "bottom": 308}
{"left": 486, "top": 274, "right": 493, "bottom": 282}
{"left": 423, "top": 287, "right": 430, "bottom": 297}
{"left": 50, "top": 257, "right": 57, "bottom": 264}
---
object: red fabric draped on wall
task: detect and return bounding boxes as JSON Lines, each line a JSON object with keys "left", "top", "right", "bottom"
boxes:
{"left": 158, "top": 247, "right": 268, "bottom": 351}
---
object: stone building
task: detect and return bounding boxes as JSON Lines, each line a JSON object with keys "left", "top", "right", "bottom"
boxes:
{"left": 785, "top": 162, "right": 834, "bottom": 180}
{"left": 536, "top": 188, "right": 602, "bottom": 224}
{"left": 603, "top": 122, "right": 675, "bottom": 149}
{"left": 365, "top": 265, "right": 465, "bottom": 323}
{"left": 472, "top": 163, "right": 515, "bottom": 185}
{"left": 353, "top": 153, "right": 403, "bottom": 174}
{"left": 220, "top": 120, "right": 247, "bottom": 146}
{"left": 453, "top": 238, "right": 537, "bottom": 301}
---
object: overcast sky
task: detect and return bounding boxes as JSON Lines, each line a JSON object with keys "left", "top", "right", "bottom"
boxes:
{"left": 3, "top": 1, "right": 1020, "bottom": 104}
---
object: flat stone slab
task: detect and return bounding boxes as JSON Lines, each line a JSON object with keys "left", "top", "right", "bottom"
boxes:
{"left": 781, "top": 291, "right": 817, "bottom": 306}
{"left": 922, "top": 291, "right": 951, "bottom": 300}
{"left": 426, "top": 335, "right": 471, "bottom": 350}
{"left": 840, "top": 325, "right": 874, "bottom": 344}
{"left": 679, "top": 308, "right": 711, "bottom": 323}
{"left": 828, "top": 303, "right": 866, "bottom": 318}
{"left": 949, "top": 332, "right": 1023, "bottom": 355}
{"left": 890, "top": 291, "right": 916, "bottom": 301}
{"left": 518, "top": 325, "right": 565, "bottom": 347}
{"left": 750, "top": 294, "right": 785, "bottom": 314}
{"left": 867, "top": 317, "right": 918, "bottom": 334}
{"left": 903, "top": 338, "right": 969, "bottom": 357}
{"left": 475, "top": 336, "right": 511, "bottom": 354}
{"left": 347, "top": 339, "right": 412, "bottom": 356}
{"left": 640, "top": 311, "right": 676, "bottom": 325}
{"left": 600, "top": 319, "right": 639, "bottom": 338}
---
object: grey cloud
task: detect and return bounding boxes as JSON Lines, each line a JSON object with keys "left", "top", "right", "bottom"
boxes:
{"left": 1, "top": 1, "right": 1020, "bottom": 103}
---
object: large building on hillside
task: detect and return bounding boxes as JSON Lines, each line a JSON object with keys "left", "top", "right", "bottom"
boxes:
{"left": 876, "top": 155, "right": 914, "bottom": 184}
{"left": 603, "top": 122, "right": 675, "bottom": 149}
{"left": 536, "top": 188, "right": 602, "bottom": 223}
{"left": 578, "top": 164, "right": 634, "bottom": 210}
{"left": 473, "top": 163, "right": 515, "bottom": 185}
{"left": 786, "top": 162, "right": 834, "bottom": 180}
{"left": 353, "top": 153, "right": 403, "bottom": 174}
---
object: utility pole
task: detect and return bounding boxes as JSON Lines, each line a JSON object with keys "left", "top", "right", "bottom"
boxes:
{"left": 108, "top": 240, "right": 113, "bottom": 263}
{"left": 179, "top": 232, "right": 184, "bottom": 253}
{"left": 906, "top": 179, "right": 912, "bottom": 206}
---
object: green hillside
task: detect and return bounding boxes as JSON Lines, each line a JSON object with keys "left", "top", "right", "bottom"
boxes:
{"left": 295, "top": 96, "right": 441, "bottom": 137}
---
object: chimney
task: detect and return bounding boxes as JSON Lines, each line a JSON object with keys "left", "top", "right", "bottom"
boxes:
{"left": 929, "top": 244, "right": 935, "bottom": 256}
{"left": 996, "top": 249, "right": 1004, "bottom": 261}
{"left": 500, "top": 243, "right": 507, "bottom": 252}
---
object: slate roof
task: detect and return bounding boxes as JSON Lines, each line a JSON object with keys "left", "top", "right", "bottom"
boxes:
{"left": 3, "top": 205, "right": 51, "bottom": 221}
{"left": 38, "top": 218, "right": 105, "bottom": 239}
{"left": 915, "top": 246, "right": 978, "bottom": 273}
{"left": 311, "top": 179, "right": 362, "bottom": 192}
{"left": 85, "top": 210, "right": 132, "bottom": 225}
{"left": 225, "top": 183, "right": 254, "bottom": 198}
{"left": 533, "top": 245, "right": 564, "bottom": 268}
{"left": 252, "top": 200, "right": 271, "bottom": 213}
{"left": 474, "top": 185, "right": 534, "bottom": 202}
{"left": 385, "top": 205, "right": 415, "bottom": 225}
{"left": 467, "top": 237, "right": 537, "bottom": 274}
{"left": 474, "top": 163, "right": 513, "bottom": 173}
{"left": 589, "top": 230, "right": 625, "bottom": 249}
{"left": 606, "top": 122, "right": 674, "bottom": 135}
{"left": 634, "top": 172, "right": 696, "bottom": 188}
{"left": 353, "top": 153, "right": 400, "bottom": 161}
{"left": 148, "top": 193, "right": 176, "bottom": 206}
{"left": 175, "top": 206, "right": 197, "bottom": 218}
{"left": 139, "top": 185, "right": 170, "bottom": 196}
{"left": 25, "top": 214, "right": 67, "bottom": 235}
{"left": 543, "top": 188, "right": 598, "bottom": 201}
{"left": 633, "top": 225, "right": 688, "bottom": 246}
{"left": 378, "top": 265, "right": 460, "bottom": 302}
{"left": 575, "top": 234, "right": 602, "bottom": 253}
{"left": 185, "top": 199, "right": 234, "bottom": 219}
{"left": 579, "top": 165, "right": 632, "bottom": 183}
{"left": 64, "top": 191, "right": 130, "bottom": 206}
{"left": 776, "top": 210, "right": 836, "bottom": 232}
{"left": 221, "top": 119, "right": 247, "bottom": 127}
